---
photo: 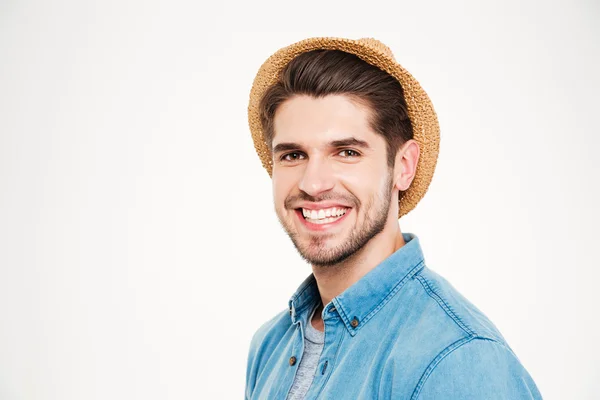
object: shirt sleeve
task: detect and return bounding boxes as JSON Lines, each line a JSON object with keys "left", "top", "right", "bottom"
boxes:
{"left": 415, "top": 338, "right": 543, "bottom": 399}
{"left": 245, "top": 328, "right": 262, "bottom": 400}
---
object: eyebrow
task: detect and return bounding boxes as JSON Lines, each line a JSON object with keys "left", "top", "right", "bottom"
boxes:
{"left": 272, "top": 137, "right": 372, "bottom": 154}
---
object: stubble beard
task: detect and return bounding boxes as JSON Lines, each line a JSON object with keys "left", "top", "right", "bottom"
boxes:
{"left": 277, "top": 171, "right": 395, "bottom": 268}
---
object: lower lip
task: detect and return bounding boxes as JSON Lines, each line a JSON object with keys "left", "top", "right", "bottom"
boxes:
{"left": 295, "top": 208, "right": 351, "bottom": 231}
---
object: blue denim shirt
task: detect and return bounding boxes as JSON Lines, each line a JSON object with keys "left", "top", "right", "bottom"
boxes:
{"left": 245, "top": 232, "right": 542, "bottom": 399}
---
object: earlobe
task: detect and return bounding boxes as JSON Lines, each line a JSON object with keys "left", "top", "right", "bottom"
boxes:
{"left": 393, "top": 163, "right": 407, "bottom": 193}
{"left": 394, "top": 140, "right": 420, "bottom": 192}
{"left": 395, "top": 175, "right": 409, "bottom": 192}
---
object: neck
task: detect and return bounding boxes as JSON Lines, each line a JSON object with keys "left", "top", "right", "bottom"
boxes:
{"left": 311, "top": 221, "right": 406, "bottom": 309}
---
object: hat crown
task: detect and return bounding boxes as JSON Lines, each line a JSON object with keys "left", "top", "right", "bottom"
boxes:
{"left": 356, "top": 37, "right": 396, "bottom": 61}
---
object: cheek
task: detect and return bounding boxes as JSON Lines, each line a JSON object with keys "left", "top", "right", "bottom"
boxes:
{"left": 272, "top": 171, "right": 294, "bottom": 205}
{"left": 333, "top": 165, "right": 389, "bottom": 211}
{"left": 333, "top": 164, "right": 379, "bottom": 192}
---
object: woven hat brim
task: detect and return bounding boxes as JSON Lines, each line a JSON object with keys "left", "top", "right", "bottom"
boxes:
{"left": 248, "top": 37, "right": 440, "bottom": 218}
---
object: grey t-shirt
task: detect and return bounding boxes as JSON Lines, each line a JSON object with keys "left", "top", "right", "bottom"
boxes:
{"left": 286, "top": 303, "right": 325, "bottom": 400}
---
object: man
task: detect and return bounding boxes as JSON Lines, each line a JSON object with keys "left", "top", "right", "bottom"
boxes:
{"left": 245, "top": 37, "right": 542, "bottom": 399}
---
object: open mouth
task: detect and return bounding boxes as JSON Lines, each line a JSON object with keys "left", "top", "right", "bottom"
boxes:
{"left": 295, "top": 206, "right": 351, "bottom": 226}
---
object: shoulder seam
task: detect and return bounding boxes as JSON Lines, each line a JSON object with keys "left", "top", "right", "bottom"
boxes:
{"left": 415, "top": 273, "right": 476, "bottom": 336}
{"left": 410, "top": 336, "right": 506, "bottom": 399}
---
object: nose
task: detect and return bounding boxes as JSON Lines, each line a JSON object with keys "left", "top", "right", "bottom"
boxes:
{"left": 298, "top": 156, "right": 335, "bottom": 197}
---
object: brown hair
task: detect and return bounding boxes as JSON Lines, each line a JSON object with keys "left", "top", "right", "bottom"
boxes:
{"left": 258, "top": 49, "right": 413, "bottom": 168}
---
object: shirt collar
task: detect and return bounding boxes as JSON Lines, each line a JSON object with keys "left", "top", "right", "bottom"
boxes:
{"left": 288, "top": 232, "right": 425, "bottom": 336}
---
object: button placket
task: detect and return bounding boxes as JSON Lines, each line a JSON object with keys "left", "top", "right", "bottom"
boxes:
{"left": 283, "top": 318, "right": 306, "bottom": 399}
{"left": 305, "top": 308, "right": 344, "bottom": 399}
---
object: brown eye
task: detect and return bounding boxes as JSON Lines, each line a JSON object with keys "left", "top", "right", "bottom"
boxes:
{"left": 339, "top": 149, "right": 360, "bottom": 157}
{"left": 281, "top": 152, "right": 305, "bottom": 162}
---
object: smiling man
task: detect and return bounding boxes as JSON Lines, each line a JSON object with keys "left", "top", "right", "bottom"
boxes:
{"left": 245, "top": 38, "right": 542, "bottom": 399}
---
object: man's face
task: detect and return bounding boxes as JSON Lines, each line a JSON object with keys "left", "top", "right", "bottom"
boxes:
{"left": 271, "top": 94, "right": 397, "bottom": 268}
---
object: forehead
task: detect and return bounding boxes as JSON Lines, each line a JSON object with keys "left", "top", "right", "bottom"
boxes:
{"left": 272, "top": 94, "right": 382, "bottom": 148}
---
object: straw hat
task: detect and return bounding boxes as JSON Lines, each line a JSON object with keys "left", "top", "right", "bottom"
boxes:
{"left": 247, "top": 37, "right": 440, "bottom": 218}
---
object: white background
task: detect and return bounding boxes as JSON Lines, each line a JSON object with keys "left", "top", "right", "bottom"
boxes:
{"left": 1, "top": 0, "right": 599, "bottom": 398}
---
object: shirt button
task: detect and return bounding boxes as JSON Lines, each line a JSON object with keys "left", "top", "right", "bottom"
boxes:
{"left": 289, "top": 356, "right": 297, "bottom": 366}
{"left": 350, "top": 317, "right": 359, "bottom": 328}
{"left": 329, "top": 306, "right": 336, "bottom": 313}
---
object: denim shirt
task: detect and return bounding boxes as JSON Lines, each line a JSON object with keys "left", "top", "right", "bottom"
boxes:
{"left": 245, "top": 233, "right": 542, "bottom": 399}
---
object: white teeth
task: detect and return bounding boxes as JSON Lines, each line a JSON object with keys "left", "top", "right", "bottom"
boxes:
{"left": 309, "top": 216, "right": 340, "bottom": 225}
{"left": 301, "top": 206, "right": 348, "bottom": 222}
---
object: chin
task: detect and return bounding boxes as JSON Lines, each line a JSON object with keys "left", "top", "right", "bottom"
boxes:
{"left": 295, "top": 238, "right": 353, "bottom": 266}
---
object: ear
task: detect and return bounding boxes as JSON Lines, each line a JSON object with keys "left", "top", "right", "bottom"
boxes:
{"left": 393, "top": 139, "right": 420, "bottom": 191}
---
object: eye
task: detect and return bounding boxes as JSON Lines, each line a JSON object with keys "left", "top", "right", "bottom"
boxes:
{"left": 281, "top": 152, "right": 305, "bottom": 162}
{"left": 339, "top": 149, "right": 361, "bottom": 157}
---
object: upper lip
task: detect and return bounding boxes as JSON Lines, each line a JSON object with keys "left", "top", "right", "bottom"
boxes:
{"left": 296, "top": 202, "right": 352, "bottom": 210}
